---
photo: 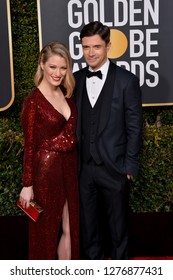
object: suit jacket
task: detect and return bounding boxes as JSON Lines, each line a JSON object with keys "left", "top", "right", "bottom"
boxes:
{"left": 74, "top": 60, "right": 143, "bottom": 176}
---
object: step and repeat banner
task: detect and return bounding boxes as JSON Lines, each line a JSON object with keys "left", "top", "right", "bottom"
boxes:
{"left": 0, "top": 0, "right": 14, "bottom": 111}
{"left": 1, "top": 0, "right": 173, "bottom": 110}
{"left": 37, "top": 0, "right": 173, "bottom": 106}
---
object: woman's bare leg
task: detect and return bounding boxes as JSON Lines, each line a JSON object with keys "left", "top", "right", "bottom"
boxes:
{"left": 57, "top": 201, "right": 71, "bottom": 260}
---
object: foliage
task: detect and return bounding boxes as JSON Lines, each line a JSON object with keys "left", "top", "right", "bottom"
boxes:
{"left": 130, "top": 124, "right": 173, "bottom": 212}
{"left": 0, "top": 0, "right": 173, "bottom": 214}
{"left": 0, "top": 118, "right": 23, "bottom": 215}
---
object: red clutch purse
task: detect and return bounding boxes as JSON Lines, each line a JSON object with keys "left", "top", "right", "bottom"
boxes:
{"left": 17, "top": 199, "right": 44, "bottom": 222}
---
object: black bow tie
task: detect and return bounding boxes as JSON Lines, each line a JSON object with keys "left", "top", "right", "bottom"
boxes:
{"left": 86, "top": 69, "right": 102, "bottom": 79}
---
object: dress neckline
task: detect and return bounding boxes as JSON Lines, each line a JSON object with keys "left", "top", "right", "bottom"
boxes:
{"left": 37, "top": 88, "right": 71, "bottom": 121}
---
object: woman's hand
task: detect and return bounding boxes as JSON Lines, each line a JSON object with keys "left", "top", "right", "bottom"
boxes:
{"left": 19, "top": 186, "right": 34, "bottom": 208}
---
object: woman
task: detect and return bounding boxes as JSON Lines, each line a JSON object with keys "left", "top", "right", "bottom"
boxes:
{"left": 19, "top": 41, "right": 79, "bottom": 260}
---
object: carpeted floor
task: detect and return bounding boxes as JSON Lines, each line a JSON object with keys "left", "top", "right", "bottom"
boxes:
{"left": 131, "top": 256, "right": 173, "bottom": 260}
{"left": 1, "top": 213, "right": 173, "bottom": 260}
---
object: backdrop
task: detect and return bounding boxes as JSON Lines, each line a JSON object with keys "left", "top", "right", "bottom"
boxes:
{"left": 0, "top": 0, "right": 14, "bottom": 111}
{"left": 37, "top": 0, "right": 173, "bottom": 106}
{"left": 1, "top": 0, "right": 173, "bottom": 110}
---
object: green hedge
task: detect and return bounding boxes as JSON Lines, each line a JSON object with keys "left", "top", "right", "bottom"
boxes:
{"left": 0, "top": 0, "right": 173, "bottom": 215}
{"left": 130, "top": 124, "right": 173, "bottom": 212}
{"left": 0, "top": 119, "right": 23, "bottom": 215}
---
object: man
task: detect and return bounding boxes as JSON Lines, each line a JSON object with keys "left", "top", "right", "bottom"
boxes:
{"left": 74, "top": 21, "right": 142, "bottom": 260}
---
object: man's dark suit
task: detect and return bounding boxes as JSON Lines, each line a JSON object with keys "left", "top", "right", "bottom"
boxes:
{"left": 74, "top": 60, "right": 142, "bottom": 259}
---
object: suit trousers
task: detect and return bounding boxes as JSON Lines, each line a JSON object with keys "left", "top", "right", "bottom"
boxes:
{"left": 79, "top": 159, "right": 130, "bottom": 260}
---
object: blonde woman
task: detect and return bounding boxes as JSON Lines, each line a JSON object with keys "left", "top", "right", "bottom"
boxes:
{"left": 19, "top": 41, "right": 79, "bottom": 260}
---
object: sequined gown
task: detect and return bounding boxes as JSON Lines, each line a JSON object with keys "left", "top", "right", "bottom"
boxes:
{"left": 21, "top": 87, "right": 80, "bottom": 260}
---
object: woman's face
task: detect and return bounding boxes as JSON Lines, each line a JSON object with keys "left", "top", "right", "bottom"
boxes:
{"left": 41, "top": 54, "right": 67, "bottom": 87}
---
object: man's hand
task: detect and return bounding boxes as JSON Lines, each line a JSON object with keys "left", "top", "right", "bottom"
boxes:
{"left": 127, "top": 174, "right": 133, "bottom": 180}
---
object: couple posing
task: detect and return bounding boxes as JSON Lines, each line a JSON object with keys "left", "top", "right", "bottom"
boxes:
{"left": 19, "top": 21, "right": 142, "bottom": 260}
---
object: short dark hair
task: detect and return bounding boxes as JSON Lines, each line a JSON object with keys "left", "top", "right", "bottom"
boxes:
{"left": 80, "top": 21, "right": 110, "bottom": 45}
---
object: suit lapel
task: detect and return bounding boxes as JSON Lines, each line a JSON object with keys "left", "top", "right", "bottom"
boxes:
{"left": 98, "top": 62, "right": 116, "bottom": 135}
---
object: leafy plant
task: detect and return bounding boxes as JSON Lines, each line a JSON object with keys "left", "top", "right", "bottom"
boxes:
{"left": 130, "top": 124, "right": 173, "bottom": 212}
{"left": 0, "top": 118, "right": 23, "bottom": 215}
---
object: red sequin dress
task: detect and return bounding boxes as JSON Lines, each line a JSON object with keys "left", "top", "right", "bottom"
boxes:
{"left": 21, "top": 88, "right": 80, "bottom": 260}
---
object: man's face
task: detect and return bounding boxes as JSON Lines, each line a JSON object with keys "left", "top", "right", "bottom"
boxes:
{"left": 82, "top": 34, "right": 110, "bottom": 71}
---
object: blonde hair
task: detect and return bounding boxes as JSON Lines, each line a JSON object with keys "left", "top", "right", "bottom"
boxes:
{"left": 34, "top": 41, "right": 75, "bottom": 98}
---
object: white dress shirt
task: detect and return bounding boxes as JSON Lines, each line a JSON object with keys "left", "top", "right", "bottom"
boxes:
{"left": 86, "top": 59, "right": 110, "bottom": 107}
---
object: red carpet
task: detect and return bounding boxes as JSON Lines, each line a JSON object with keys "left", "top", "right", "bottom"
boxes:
{"left": 106, "top": 256, "right": 173, "bottom": 260}
{"left": 131, "top": 256, "right": 173, "bottom": 260}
